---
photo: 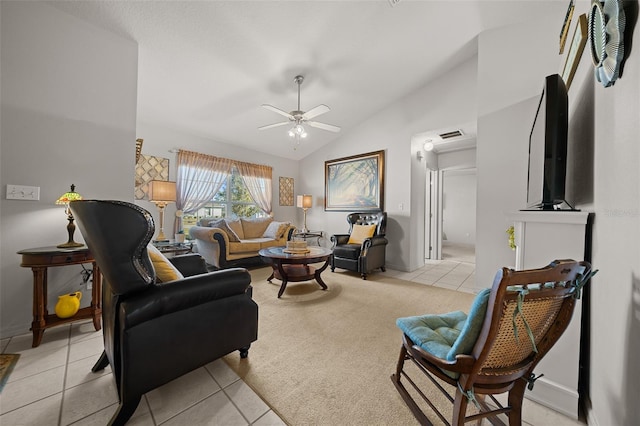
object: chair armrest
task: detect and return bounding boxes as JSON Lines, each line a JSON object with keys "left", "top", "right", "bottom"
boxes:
{"left": 363, "top": 235, "right": 388, "bottom": 249}
{"left": 331, "top": 234, "right": 350, "bottom": 246}
{"left": 169, "top": 253, "right": 208, "bottom": 277}
{"left": 404, "top": 334, "right": 475, "bottom": 374}
{"left": 121, "top": 267, "right": 252, "bottom": 328}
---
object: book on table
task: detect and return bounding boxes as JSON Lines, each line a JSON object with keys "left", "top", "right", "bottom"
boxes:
{"left": 283, "top": 240, "right": 310, "bottom": 254}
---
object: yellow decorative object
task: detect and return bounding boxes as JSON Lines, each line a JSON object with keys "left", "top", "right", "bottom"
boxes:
{"left": 147, "top": 244, "right": 184, "bottom": 282}
{"left": 348, "top": 224, "right": 376, "bottom": 245}
{"left": 55, "top": 291, "right": 82, "bottom": 319}
{"left": 506, "top": 226, "right": 516, "bottom": 250}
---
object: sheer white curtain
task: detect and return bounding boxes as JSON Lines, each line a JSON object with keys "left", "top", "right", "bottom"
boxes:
{"left": 235, "top": 161, "right": 272, "bottom": 215}
{"left": 174, "top": 150, "right": 231, "bottom": 232}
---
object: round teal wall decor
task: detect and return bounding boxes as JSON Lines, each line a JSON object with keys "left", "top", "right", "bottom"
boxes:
{"left": 588, "top": 0, "right": 626, "bottom": 87}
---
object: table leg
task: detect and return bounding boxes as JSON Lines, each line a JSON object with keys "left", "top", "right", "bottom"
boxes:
{"left": 276, "top": 261, "right": 289, "bottom": 298}
{"left": 31, "top": 266, "right": 47, "bottom": 347}
{"left": 314, "top": 258, "right": 330, "bottom": 290}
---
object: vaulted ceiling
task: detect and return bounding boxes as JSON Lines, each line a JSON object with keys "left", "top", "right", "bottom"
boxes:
{"left": 50, "top": 1, "right": 564, "bottom": 160}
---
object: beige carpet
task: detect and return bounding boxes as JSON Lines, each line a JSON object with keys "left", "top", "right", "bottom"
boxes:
{"left": 223, "top": 266, "right": 476, "bottom": 425}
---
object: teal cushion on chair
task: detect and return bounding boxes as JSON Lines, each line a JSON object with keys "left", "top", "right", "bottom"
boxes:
{"left": 396, "top": 288, "right": 491, "bottom": 377}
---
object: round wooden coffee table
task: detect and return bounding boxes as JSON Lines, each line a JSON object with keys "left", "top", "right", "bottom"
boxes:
{"left": 258, "top": 246, "right": 333, "bottom": 298}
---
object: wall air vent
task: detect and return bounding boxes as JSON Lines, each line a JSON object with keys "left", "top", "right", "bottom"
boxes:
{"left": 439, "top": 130, "right": 464, "bottom": 139}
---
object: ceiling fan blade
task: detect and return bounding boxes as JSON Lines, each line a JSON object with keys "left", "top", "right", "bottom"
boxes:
{"left": 307, "top": 121, "right": 341, "bottom": 133}
{"left": 258, "top": 121, "right": 290, "bottom": 131}
{"left": 302, "top": 104, "right": 330, "bottom": 120}
{"left": 262, "top": 104, "right": 293, "bottom": 119}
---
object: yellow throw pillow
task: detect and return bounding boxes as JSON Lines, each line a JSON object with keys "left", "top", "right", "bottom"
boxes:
{"left": 347, "top": 224, "right": 377, "bottom": 245}
{"left": 147, "top": 244, "right": 184, "bottom": 283}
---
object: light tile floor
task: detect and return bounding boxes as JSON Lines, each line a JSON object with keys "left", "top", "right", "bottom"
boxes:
{"left": 0, "top": 252, "right": 583, "bottom": 425}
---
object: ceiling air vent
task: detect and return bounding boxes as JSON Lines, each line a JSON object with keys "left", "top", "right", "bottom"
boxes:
{"left": 439, "top": 130, "right": 464, "bottom": 139}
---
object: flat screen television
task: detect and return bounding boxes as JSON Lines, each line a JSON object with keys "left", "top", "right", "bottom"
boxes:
{"left": 525, "top": 74, "right": 569, "bottom": 210}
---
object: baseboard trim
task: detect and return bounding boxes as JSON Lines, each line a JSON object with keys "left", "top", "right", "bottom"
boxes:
{"left": 585, "top": 397, "right": 600, "bottom": 426}
{"left": 524, "top": 376, "right": 578, "bottom": 420}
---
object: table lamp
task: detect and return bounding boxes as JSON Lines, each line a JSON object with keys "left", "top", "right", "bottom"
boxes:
{"left": 148, "top": 180, "right": 176, "bottom": 242}
{"left": 56, "top": 184, "right": 84, "bottom": 248}
{"left": 296, "top": 194, "right": 313, "bottom": 233}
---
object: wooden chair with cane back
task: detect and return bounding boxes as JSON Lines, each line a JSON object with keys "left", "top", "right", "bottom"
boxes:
{"left": 391, "top": 259, "right": 595, "bottom": 425}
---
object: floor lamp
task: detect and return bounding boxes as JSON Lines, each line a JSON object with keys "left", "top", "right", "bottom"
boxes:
{"left": 148, "top": 180, "right": 176, "bottom": 242}
{"left": 296, "top": 194, "right": 313, "bottom": 233}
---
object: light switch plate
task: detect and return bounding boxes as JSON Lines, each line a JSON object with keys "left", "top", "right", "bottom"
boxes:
{"left": 6, "top": 184, "right": 40, "bottom": 200}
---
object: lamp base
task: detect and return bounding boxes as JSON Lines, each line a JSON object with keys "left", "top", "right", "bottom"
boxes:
{"left": 58, "top": 216, "right": 83, "bottom": 248}
{"left": 57, "top": 241, "right": 84, "bottom": 249}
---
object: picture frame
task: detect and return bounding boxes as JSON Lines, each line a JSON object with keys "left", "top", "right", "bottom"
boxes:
{"left": 559, "top": 0, "right": 575, "bottom": 54}
{"left": 561, "top": 13, "right": 588, "bottom": 90}
{"left": 135, "top": 154, "right": 169, "bottom": 200}
{"left": 324, "top": 150, "right": 385, "bottom": 212}
{"left": 279, "top": 176, "right": 294, "bottom": 206}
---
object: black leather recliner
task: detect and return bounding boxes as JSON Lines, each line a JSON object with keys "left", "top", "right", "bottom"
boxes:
{"left": 70, "top": 200, "right": 258, "bottom": 426}
{"left": 330, "top": 212, "right": 388, "bottom": 279}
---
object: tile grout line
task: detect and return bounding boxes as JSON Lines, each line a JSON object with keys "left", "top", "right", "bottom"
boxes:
{"left": 58, "top": 325, "right": 73, "bottom": 426}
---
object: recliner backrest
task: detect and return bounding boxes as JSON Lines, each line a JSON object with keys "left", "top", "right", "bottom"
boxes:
{"left": 347, "top": 212, "right": 387, "bottom": 236}
{"left": 70, "top": 200, "right": 156, "bottom": 295}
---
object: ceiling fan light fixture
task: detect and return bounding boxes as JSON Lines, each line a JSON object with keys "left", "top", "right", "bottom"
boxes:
{"left": 289, "top": 123, "right": 307, "bottom": 139}
{"left": 259, "top": 74, "right": 340, "bottom": 147}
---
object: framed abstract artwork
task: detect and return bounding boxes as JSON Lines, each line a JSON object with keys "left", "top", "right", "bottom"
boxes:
{"left": 279, "top": 176, "right": 294, "bottom": 206}
{"left": 135, "top": 154, "right": 169, "bottom": 200}
{"left": 324, "top": 150, "right": 385, "bottom": 212}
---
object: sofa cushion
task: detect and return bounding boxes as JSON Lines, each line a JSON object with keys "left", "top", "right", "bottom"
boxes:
{"left": 242, "top": 217, "right": 273, "bottom": 238}
{"left": 263, "top": 221, "right": 290, "bottom": 239}
{"left": 147, "top": 244, "right": 184, "bottom": 283}
{"left": 229, "top": 240, "right": 263, "bottom": 253}
{"left": 226, "top": 218, "right": 245, "bottom": 239}
{"left": 347, "top": 224, "right": 376, "bottom": 244}
{"left": 208, "top": 219, "right": 240, "bottom": 242}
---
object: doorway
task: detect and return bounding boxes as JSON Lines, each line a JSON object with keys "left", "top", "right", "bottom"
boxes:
{"left": 425, "top": 168, "right": 476, "bottom": 265}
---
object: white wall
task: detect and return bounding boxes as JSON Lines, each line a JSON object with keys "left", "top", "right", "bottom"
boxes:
{"left": 475, "top": 8, "right": 565, "bottom": 288}
{"left": 299, "top": 55, "right": 479, "bottom": 271}
{"left": 588, "top": 1, "right": 640, "bottom": 422}
{"left": 476, "top": 1, "right": 640, "bottom": 423}
{"left": 134, "top": 122, "right": 300, "bottom": 230}
{"left": 0, "top": 2, "right": 138, "bottom": 337}
{"left": 442, "top": 169, "right": 476, "bottom": 244}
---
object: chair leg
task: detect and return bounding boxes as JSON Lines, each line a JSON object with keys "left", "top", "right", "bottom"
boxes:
{"left": 507, "top": 379, "right": 527, "bottom": 426}
{"left": 239, "top": 345, "right": 250, "bottom": 359}
{"left": 381, "top": 266, "right": 386, "bottom": 272}
{"left": 452, "top": 388, "right": 470, "bottom": 426}
{"left": 108, "top": 395, "right": 141, "bottom": 426}
{"left": 91, "top": 350, "right": 109, "bottom": 372}
{"left": 361, "top": 272, "right": 367, "bottom": 280}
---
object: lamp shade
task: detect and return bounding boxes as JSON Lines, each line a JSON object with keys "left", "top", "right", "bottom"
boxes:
{"left": 56, "top": 184, "right": 83, "bottom": 205}
{"left": 148, "top": 181, "right": 176, "bottom": 202}
{"left": 297, "top": 194, "right": 313, "bottom": 209}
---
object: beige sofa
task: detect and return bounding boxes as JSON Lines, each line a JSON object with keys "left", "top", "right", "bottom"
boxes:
{"left": 189, "top": 216, "right": 295, "bottom": 269}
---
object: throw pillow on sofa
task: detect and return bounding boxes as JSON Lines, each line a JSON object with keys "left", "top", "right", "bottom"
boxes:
{"left": 241, "top": 216, "right": 273, "bottom": 239}
{"left": 263, "top": 221, "right": 290, "bottom": 239}
{"left": 208, "top": 219, "right": 241, "bottom": 242}
{"left": 225, "top": 218, "right": 245, "bottom": 239}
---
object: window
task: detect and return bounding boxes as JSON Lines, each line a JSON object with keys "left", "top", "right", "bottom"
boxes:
{"left": 182, "top": 167, "right": 267, "bottom": 233}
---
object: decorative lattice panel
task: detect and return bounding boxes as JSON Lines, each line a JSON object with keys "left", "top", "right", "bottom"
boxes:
{"left": 135, "top": 154, "right": 169, "bottom": 200}
{"left": 279, "top": 176, "right": 294, "bottom": 206}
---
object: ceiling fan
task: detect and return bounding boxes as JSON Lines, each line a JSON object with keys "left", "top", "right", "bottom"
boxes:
{"left": 259, "top": 75, "right": 341, "bottom": 139}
